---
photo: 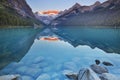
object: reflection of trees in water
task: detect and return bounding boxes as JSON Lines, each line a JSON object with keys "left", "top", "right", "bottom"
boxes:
{"left": 115, "top": 28, "right": 120, "bottom": 41}
{"left": 52, "top": 27, "right": 120, "bottom": 54}
{"left": 1, "top": 27, "right": 119, "bottom": 69}
{"left": 0, "top": 28, "right": 39, "bottom": 69}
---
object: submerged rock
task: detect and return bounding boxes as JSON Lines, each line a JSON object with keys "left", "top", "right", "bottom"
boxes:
{"left": 36, "top": 74, "right": 51, "bottom": 80}
{"left": 0, "top": 74, "right": 21, "bottom": 80}
{"left": 62, "top": 70, "right": 74, "bottom": 75}
{"left": 16, "top": 66, "right": 28, "bottom": 74}
{"left": 63, "top": 62, "right": 77, "bottom": 71}
{"left": 65, "top": 73, "right": 78, "bottom": 80}
{"left": 21, "top": 76, "right": 33, "bottom": 80}
{"left": 102, "top": 61, "right": 113, "bottom": 66}
{"left": 52, "top": 72, "right": 59, "bottom": 79}
{"left": 90, "top": 64, "right": 108, "bottom": 74}
{"left": 16, "top": 66, "right": 42, "bottom": 77}
{"left": 95, "top": 59, "right": 100, "bottom": 65}
{"left": 100, "top": 73, "right": 120, "bottom": 80}
{"left": 33, "top": 56, "right": 45, "bottom": 64}
{"left": 24, "top": 68, "right": 42, "bottom": 77}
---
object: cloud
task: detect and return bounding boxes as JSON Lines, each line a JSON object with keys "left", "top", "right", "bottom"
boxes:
{"left": 41, "top": 10, "right": 59, "bottom": 15}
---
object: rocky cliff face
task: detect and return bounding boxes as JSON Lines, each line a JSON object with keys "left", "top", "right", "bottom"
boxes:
{"left": 2, "top": 0, "right": 35, "bottom": 18}
{"left": 0, "top": 0, "right": 42, "bottom": 26}
{"left": 51, "top": 0, "right": 120, "bottom": 26}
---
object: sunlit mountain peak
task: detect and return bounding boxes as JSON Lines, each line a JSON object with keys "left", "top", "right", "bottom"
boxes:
{"left": 38, "top": 10, "right": 59, "bottom": 15}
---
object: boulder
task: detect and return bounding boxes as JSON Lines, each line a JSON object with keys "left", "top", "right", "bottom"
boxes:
{"left": 65, "top": 73, "right": 78, "bottom": 80}
{"left": 102, "top": 61, "right": 113, "bottom": 66}
{"left": 78, "top": 68, "right": 101, "bottom": 80}
{"left": 90, "top": 64, "right": 108, "bottom": 74}
{"left": 0, "top": 74, "right": 21, "bottom": 80}
{"left": 99, "top": 73, "right": 120, "bottom": 80}
{"left": 66, "top": 68, "right": 101, "bottom": 80}
{"left": 95, "top": 59, "right": 100, "bottom": 65}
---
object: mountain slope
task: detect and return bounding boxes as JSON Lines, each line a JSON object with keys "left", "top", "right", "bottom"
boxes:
{"left": 51, "top": 0, "right": 120, "bottom": 27}
{"left": 0, "top": 0, "right": 42, "bottom": 27}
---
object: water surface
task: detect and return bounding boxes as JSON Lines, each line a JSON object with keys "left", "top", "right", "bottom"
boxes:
{"left": 0, "top": 27, "right": 120, "bottom": 80}
{"left": 0, "top": 28, "right": 40, "bottom": 69}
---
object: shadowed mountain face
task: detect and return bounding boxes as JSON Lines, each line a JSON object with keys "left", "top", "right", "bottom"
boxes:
{"left": 51, "top": 27, "right": 120, "bottom": 54}
{"left": 0, "top": 0, "right": 35, "bottom": 18}
{"left": 0, "top": 28, "right": 39, "bottom": 69}
{"left": 0, "top": 0, "right": 42, "bottom": 27}
{"left": 7, "top": 0, "right": 35, "bottom": 18}
{"left": 51, "top": 0, "right": 120, "bottom": 26}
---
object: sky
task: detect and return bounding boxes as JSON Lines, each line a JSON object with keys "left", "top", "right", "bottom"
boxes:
{"left": 26, "top": 0, "right": 106, "bottom": 12}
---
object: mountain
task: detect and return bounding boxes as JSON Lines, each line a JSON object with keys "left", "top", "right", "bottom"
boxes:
{"left": 0, "top": 0, "right": 42, "bottom": 27}
{"left": 35, "top": 10, "right": 59, "bottom": 25}
{"left": 51, "top": 0, "right": 120, "bottom": 27}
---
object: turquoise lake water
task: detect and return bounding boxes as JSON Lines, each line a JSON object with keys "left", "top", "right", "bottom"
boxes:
{"left": 0, "top": 27, "right": 120, "bottom": 80}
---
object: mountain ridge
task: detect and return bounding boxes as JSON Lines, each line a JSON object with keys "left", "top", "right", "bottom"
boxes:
{"left": 0, "top": 0, "right": 42, "bottom": 27}
{"left": 51, "top": 0, "right": 120, "bottom": 26}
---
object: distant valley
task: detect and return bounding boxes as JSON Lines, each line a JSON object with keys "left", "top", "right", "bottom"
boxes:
{"left": 34, "top": 10, "right": 59, "bottom": 25}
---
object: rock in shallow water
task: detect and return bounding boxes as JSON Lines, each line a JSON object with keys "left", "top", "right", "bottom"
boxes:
{"left": 0, "top": 74, "right": 21, "bottom": 80}
{"left": 100, "top": 73, "right": 120, "bottom": 80}
{"left": 90, "top": 64, "right": 108, "bottom": 74}
{"left": 21, "top": 76, "right": 33, "bottom": 80}
{"left": 16, "top": 66, "right": 42, "bottom": 78}
{"left": 78, "top": 68, "right": 101, "bottom": 80}
{"left": 63, "top": 62, "right": 77, "bottom": 71}
{"left": 33, "top": 56, "right": 45, "bottom": 64}
{"left": 102, "top": 61, "right": 113, "bottom": 66}
{"left": 52, "top": 72, "right": 59, "bottom": 78}
{"left": 66, "top": 68, "right": 101, "bottom": 80}
{"left": 17, "top": 66, "right": 28, "bottom": 74}
{"left": 24, "top": 68, "right": 42, "bottom": 77}
{"left": 36, "top": 74, "right": 51, "bottom": 80}
{"left": 65, "top": 73, "right": 78, "bottom": 80}
{"left": 95, "top": 59, "right": 101, "bottom": 65}
{"left": 62, "top": 70, "right": 74, "bottom": 75}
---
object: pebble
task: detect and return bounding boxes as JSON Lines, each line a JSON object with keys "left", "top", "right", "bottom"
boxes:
{"left": 90, "top": 64, "right": 108, "bottom": 74}
{"left": 22, "top": 76, "right": 34, "bottom": 80}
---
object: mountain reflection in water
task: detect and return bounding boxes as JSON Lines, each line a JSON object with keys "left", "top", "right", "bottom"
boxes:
{"left": 0, "top": 27, "right": 119, "bottom": 69}
{"left": 51, "top": 27, "right": 120, "bottom": 54}
{"left": 0, "top": 27, "right": 120, "bottom": 80}
{"left": 0, "top": 28, "right": 40, "bottom": 69}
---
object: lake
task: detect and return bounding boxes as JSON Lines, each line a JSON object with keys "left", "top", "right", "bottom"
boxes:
{"left": 0, "top": 27, "right": 120, "bottom": 80}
